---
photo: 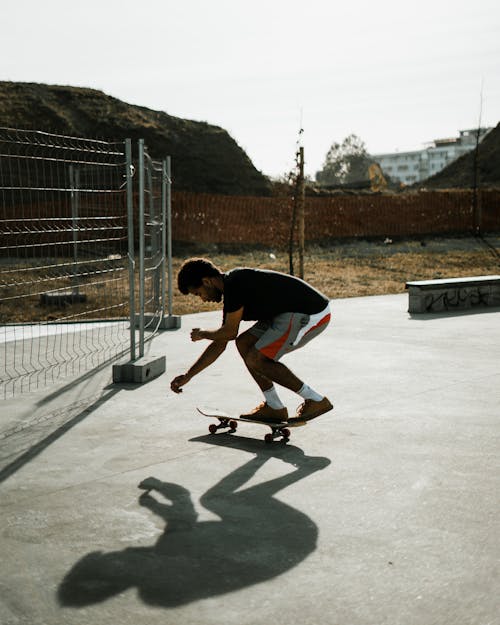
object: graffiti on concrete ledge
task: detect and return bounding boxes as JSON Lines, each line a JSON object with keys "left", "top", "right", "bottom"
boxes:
{"left": 424, "top": 286, "right": 493, "bottom": 312}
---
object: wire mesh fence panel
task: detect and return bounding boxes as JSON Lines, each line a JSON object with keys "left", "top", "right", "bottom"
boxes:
{"left": 0, "top": 128, "right": 130, "bottom": 398}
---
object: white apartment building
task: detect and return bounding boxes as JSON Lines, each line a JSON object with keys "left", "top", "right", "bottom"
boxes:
{"left": 373, "top": 128, "right": 492, "bottom": 186}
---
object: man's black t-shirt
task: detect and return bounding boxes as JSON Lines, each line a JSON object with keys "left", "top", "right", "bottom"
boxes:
{"left": 223, "top": 268, "right": 329, "bottom": 321}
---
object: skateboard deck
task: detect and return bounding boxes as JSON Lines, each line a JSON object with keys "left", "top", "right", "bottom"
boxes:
{"left": 197, "top": 407, "right": 306, "bottom": 443}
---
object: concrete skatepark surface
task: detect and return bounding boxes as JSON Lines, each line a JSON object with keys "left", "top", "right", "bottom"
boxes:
{"left": 1, "top": 294, "right": 499, "bottom": 625}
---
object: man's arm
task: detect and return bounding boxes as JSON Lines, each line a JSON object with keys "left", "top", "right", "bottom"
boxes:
{"left": 191, "top": 308, "right": 244, "bottom": 343}
{"left": 171, "top": 339, "right": 227, "bottom": 393}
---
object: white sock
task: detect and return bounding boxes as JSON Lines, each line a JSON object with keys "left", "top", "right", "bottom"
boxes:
{"left": 298, "top": 383, "right": 323, "bottom": 402}
{"left": 263, "top": 386, "right": 285, "bottom": 410}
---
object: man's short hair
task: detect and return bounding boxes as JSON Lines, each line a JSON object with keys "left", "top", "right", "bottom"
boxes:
{"left": 177, "top": 257, "right": 222, "bottom": 294}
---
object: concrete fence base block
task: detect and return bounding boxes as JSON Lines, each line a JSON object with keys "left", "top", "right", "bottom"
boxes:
{"left": 134, "top": 314, "right": 182, "bottom": 330}
{"left": 113, "top": 355, "right": 166, "bottom": 384}
{"left": 159, "top": 315, "right": 182, "bottom": 329}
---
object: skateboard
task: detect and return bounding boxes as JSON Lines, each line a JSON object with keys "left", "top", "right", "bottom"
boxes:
{"left": 197, "top": 407, "right": 306, "bottom": 444}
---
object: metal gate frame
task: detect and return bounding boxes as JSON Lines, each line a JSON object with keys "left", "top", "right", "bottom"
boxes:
{"left": 113, "top": 139, "right": 180, "bottom": 384}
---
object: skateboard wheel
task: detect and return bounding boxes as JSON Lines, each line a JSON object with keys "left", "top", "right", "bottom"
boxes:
{"left": 264, "top": 433, "right": 274, "bottom": 444}
{"left": 208, "top": 423, "right": 218, "bottom": 434}
{"left": 229, "top": 420, "right": 238, "bottom": 430}
{"left": 281, "top": 428, "right": 291, "bottom": 438}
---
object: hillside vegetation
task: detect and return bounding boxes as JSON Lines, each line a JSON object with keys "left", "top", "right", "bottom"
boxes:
{"left": 1, "top": 81, "right": 498, "bottom": 194}
{"left": 0, "top": 81, "right": 271, "bottom": 196}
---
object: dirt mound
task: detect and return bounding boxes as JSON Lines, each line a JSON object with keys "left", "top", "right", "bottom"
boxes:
{"left": 420, "top": 122, "right": 500, "bottom": 189}
{"left": 0, "top": 81, "right": 271, "bottom": 196}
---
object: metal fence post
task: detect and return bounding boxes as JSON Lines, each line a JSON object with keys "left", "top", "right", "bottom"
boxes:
{"left": 161, "top": 159, "right": 167, "bottom": 318}
{"left": 125, "top": 139, "right": 136, "bottom": 361}
{"left": 147, "top": 157, "right": 160, "bottom": 307}
{"left": 148, "top": 155, "right": 180, "bottom": 331}
{"left": 138, "top": 139, "right": 145, "bottom": 358}
{"left": 166, "top": 156, "right": 174, "bottom": 318}
{"left": 160, "top": 156, "right": 180, "bottom": 329}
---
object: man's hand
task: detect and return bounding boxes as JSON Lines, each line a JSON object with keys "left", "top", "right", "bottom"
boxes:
{"left": 190, "top": 328, "right": 205, "bottom": 342}
{"left": 190, "top": 308, "right": 243, "bottom": 343}
{"left": 170, "top": 373, "right": 191, "bottom": 393}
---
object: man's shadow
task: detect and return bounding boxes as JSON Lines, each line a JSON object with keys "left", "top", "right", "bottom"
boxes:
{"left": 58, "top": 438, "right": 330, "bottom": 608}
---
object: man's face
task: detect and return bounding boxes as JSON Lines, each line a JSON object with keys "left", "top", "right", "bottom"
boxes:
{"left": 188, "top": 277, "right": 222, "bottom": 303}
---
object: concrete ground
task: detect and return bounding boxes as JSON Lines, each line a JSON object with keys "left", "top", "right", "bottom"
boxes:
{"left": 1, "top": 294, "right": 499, "bottom": 625}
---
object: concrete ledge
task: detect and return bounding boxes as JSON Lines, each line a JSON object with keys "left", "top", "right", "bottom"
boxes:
{"left": 406, "top": 275, "right": 500, "bottom": 313}
{"left": 112, "top": 355, "right": 166, "bottom": 384}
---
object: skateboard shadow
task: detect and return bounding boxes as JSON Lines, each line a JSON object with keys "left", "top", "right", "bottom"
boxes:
{"left": 58, "top": 444, "right": 330, "bottom": 608}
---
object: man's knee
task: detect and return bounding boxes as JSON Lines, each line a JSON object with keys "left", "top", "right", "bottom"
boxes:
{"left": 235, "top": 331, "right": 257, "bottom": 358}
{"left": 244, "top": 346, "right": 271, "bottom": 370}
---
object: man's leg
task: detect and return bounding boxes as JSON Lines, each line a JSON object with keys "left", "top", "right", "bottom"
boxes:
{"left": 243, "top": 346, "right": 303, "bottom": 393}
{"left": 235, "top": 330, "right": 289, "bottom": 420}
{"left": 235, "top": 331, "right": 275, "bottom": 392}
{"left": 239, "top": 341, "right": 333, "bottom": 422}
{"left": 241, "top": 308, "right": 333, "bottom": 422}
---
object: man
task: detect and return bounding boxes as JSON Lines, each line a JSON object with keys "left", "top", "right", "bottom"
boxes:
{"left": 170, "top": 258, "right": 333, "bottom": 423}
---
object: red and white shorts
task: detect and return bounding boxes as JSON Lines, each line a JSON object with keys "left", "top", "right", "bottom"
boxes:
{"left": 249, "top": 303, "right": 331, "bottom": 361}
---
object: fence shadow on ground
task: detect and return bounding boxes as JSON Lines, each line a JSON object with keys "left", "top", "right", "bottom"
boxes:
{"left": 0, "top": 386, "right": 120, "bottom": 483}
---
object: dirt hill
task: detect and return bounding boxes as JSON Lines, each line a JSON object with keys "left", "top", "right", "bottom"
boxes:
{"left": 420, "top": 122, "right": 500, "bottom": 189}
{"left": 0, "top": 81, "right": 271, "bottom": 196}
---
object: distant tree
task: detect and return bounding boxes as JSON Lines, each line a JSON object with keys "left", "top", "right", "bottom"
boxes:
{"left": 316, "top": 134, "right": 373, "bottom": 185}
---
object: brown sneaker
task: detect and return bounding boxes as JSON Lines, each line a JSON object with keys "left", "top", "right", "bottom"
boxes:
{"left": 240, "top": 402, "right": 288, "bottom": 423}
{"left": 291, "top": 397, "right": 333, "bottom": 423}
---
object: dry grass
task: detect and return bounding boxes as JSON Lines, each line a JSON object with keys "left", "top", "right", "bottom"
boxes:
{"left": 171, "top": 236, "right": 500, "bottom": 315}
{"left": 2, "top": 236, "right": 499, "bottom": 322}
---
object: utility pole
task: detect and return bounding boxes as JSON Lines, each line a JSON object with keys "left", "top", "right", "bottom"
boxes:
{"left": 296, "top": 146, "right": 305, "bottom": 279}
{"left": 288, "top": 117, "right": 305, "bottom": 278}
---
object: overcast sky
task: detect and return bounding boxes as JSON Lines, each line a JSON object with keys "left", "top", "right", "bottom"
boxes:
{"left": 2, "top": 0, "right": 499, "bottom": 179}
